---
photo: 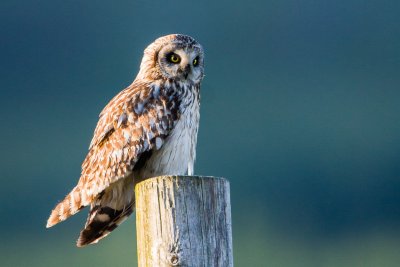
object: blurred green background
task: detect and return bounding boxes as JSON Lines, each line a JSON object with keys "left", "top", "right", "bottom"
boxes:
{"left": 1, "top": 0, "right": 400, "bottom": 266}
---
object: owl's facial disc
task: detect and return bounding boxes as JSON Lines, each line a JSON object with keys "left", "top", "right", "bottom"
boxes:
{"left": 158, "top": 44, "right": 204, "bottom": 83}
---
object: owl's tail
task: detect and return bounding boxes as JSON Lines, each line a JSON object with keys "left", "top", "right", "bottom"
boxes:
{"left": 76, "top": 201, "right": 134, "bottom": 247}
{"left": 76, "top": 177, "right": 135, "bottom": 247}
{"left": 46, "top": 186, "right": 86, "bottom": 228}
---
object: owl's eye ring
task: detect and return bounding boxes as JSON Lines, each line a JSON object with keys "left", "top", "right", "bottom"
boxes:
{"left": 167, "top": 53, "right": 181, "bottom": 64}
{"left": 193, "top": 57, "right": 199, "bottom": 66}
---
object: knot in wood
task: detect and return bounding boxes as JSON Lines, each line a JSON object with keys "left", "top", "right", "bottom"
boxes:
{"left": 167, "top": 252, "right": 180, "bottom": 266}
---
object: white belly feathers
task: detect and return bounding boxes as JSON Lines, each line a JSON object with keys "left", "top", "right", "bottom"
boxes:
{"left": 137, "top": 97, "right": 199, "bottom": 179}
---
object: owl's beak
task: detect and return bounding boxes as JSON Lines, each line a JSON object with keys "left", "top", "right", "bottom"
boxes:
{"left": 182, "top": 64, "right": 191, "bottom": 79}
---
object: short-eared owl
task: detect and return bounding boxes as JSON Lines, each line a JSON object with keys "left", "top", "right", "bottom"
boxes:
{"left": 46, "top": 34, "right": 204, "bottom": 247}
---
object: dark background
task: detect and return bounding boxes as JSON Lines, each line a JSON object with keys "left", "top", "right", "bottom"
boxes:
{"left": 1, "top": 0, "right": 400, "bottom": 266}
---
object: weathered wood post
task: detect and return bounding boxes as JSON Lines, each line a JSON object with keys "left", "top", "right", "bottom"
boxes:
{"left": 135, "top": 175, "right": 233, "bottom": 267}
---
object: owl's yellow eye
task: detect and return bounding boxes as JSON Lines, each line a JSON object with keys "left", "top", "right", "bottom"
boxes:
{"left": 168, "top": 53, "right": 181, "bottom": 64}
{"left": 193, "top": 57, "right": 199, "bottom": 66}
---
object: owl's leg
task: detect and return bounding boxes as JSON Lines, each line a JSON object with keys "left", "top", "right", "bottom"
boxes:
{"left": 76, "top": 175, "right": 135, "bottom": 247}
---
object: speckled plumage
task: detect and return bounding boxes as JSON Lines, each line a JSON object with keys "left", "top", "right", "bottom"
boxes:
{"left": 46, "top": 34, "right": 204, "bottom": 247}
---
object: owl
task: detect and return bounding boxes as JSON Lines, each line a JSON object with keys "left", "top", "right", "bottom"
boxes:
{"left": 46, "top": 34, "right": 204, "bottom": 247}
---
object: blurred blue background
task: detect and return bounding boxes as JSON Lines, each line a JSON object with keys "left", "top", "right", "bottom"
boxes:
{"left": 1, "top": 0, "right": 400, "bottom": 266}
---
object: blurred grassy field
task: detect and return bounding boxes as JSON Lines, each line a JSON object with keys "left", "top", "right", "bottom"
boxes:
{"left": 2, "top": 217, "right": 400, "bottom": 267}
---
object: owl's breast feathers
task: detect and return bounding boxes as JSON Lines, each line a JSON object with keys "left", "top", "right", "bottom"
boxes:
{"left": 46, "top": 79, "right": 200, "bottom": 229}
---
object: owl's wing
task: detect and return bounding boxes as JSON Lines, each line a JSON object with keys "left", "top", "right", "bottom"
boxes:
{"left": 81, "top": 81, "right": 178, "bottom": 201}
{"left": 47, "top": 81, "right": 179, "bottom": 227}
{"left": 89, "top": 82, "right": 144, "bottom": 150}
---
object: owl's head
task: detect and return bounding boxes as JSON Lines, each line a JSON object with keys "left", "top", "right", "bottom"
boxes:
{"left": 137, "top": 34, "right": 204, "bottom": 84}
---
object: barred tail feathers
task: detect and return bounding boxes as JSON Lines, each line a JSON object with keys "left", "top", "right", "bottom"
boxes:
{"left": 76, "top": 202, "right": 134, "bottom": 247}
{"left": 46, "top": 186, "right": 86, "bottom": 228}
{"left": 76, "top": 176, "right": 135, "bottom": 247}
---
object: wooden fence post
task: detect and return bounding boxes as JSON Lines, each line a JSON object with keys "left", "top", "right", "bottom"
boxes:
{"left": 135, "top": 175, "right": 233, "bottom": 267}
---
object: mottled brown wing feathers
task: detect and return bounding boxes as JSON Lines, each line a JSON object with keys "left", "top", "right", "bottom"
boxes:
{"left": 89, "top": 83, "right": 142, "bottom": 149}
{"left": 47, "top": 81, "right": 180, "bottom": 227}
{"left": 81, "top": 81, "right": 179, "bottom": 201}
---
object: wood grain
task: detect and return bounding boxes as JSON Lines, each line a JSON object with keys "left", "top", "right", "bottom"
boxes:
{"left": 135, "top": 176, "right": 233, "bottom": 267}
